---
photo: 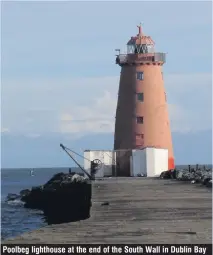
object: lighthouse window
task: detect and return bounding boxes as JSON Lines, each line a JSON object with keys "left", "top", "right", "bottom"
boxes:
{"left": 136, "top": 71, "right": 144, "bottom": 80}
{"left": 137, "top": 93, "right": 144, "bottom": 102}
{"left": 136, "top": 116, "right": 143, "bottom": 124}
{"left": 136, "top": 133, "right": 144, "bottom": 139}
{"left": 147, "top": 45, "right": 155, "bottom": 53}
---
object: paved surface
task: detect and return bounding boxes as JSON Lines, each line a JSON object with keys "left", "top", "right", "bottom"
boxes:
{"left": 3, "top": 178, "right": 212, "bottom": 244}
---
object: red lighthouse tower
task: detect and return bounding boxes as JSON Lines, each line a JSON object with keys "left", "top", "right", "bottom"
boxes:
{"left": 114, "top": 25, "right": 175, "bottom": 176}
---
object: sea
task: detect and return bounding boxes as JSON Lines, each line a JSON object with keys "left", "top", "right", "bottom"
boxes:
{"left": 1, "top": 164, "right": 211, "bottom": 240}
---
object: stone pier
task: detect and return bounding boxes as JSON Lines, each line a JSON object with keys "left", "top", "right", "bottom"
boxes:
{"left": 3, "top": 178, "right": 212, "bottom": 244}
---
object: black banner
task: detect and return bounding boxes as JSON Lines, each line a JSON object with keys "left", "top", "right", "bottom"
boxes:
{"left": 1, "top": 244, "right": 212, "bottom": 255}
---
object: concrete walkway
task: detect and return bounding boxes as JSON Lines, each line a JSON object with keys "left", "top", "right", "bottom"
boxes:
{"left": 3, "top": 178, "right": 212, "bottom": 244}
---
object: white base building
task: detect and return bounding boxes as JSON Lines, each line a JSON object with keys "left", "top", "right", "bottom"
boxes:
{"left": 130, "top": 147, "right": 168, "bottom": 177}
{"left": 83, "top": 147, "right": 168, "bottom": 178}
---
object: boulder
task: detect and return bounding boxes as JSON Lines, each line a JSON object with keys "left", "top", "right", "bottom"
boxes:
{"left": 20, "top": 189, "right": 31, "bottom": 197}
{"left": 164, "top": 166, "right": 212, "bottom": 189}
{"left": 160, "top": 170, "right": 175, "bottom": 179}
{"left": 206, "top": 179, "right": 212, "bottom": 188}
{"left": 6, "top": 172, "right": 92, "bottom": 224}
{"left": 6, "top": 193, "right": 20, "bottom": 202}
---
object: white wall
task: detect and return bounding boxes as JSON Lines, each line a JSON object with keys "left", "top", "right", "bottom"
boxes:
{"left": 146, "top": 148, "right": 155, "bottom": 177}
{"left": 83, "top": 150, "right": 116, "bottom": 177}
{"left": 131, "top": 148, "right": 168, "bottom": 177}
{"left": 153, "top": 148, "right": 168, "bottom": 176}
{"left": 139, "top": 149, "right": 146, "bottom": 176}
{"left": 132, "top": 149, "right": 146, "bottom": 176}
{"left": 130, "top": 156, "right": 133, "bottom": 176}
{"left": 146, "top": 148, "right": 168, "bottom": 177}
{"left": 103, "top": 151, "right": 116, "bottom": 176}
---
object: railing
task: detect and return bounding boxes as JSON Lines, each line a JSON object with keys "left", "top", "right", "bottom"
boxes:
{"left": 116, "top": 52, "right": 166, "bottom": 65}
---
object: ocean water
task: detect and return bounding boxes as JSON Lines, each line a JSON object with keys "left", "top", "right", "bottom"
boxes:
{"left": 1, "top": 164, "right": 211, "bottom": 240}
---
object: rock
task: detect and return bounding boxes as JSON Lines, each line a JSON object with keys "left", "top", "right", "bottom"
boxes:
{"left": 101, "top": 202, "right": 109, "bottom": 206}
{"left": 160, "top": 170, "right": 172, "bottom": 179}
{"left": 71, "top": 174, "right": 87, "bottom": 183}
{"left": 137, "top": 173, "right": 147, "bottom": 177}
{"left": 6, "top": 172, "right": 92, "bottom": 225}
{"left": 165, "top": 166, "right": 212, "bottom": 189}
{"left": 206, "top": 180, "right": 212, "bottom": 188}
{"left": 20, "top": 189, "right": 30, "bottom": 197}
{"left": 160, "top": 171, "right": 166, "bottom": 179}
{"left": 6, "top": 193, "right": 20, "bottom": 202}
{"left": 202, "top": 177, "right": 211, "bottom": 186}
{"left": 44, "top": 172, "right": 65, "bottom": 186}
{"left": 176, "top": 169, "right": 194, "bottom": 181}
{"left": 170, "top": 169, "right": 177, "bottom": 179}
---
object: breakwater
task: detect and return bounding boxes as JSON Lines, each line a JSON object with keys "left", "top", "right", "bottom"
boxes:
{"left": 3, "top": 177, "right": 212, "bottom": 244}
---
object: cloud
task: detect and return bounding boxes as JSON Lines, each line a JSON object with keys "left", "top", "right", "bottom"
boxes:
{"left": 1, "top": 127, "right": 10, "bottom": 133}
{"left": 1, "top": 72, "right": 211, "bottom": 137}
{"left": 24, "top": 133, "right": 41, "bottom": 138}
{"left": 59, "top": 90, "right": 116, "bottom": 134}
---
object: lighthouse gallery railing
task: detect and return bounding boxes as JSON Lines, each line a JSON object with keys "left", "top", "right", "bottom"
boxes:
{"left": 116, "top": 52, "right": 166, "bottom": 64}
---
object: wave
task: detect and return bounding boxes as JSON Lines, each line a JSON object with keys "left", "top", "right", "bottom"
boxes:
{"left": 6, "top": 199, "right": 24, "bottom": 206}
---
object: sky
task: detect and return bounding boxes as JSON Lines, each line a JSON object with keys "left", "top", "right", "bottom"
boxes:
{"left": 1, "top": 1, "right": 212, "bottom": 168}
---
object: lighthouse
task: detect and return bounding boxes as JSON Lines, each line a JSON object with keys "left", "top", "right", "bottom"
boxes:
{"left": 114, "top": 24, "right": 175, "bottom": 176}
